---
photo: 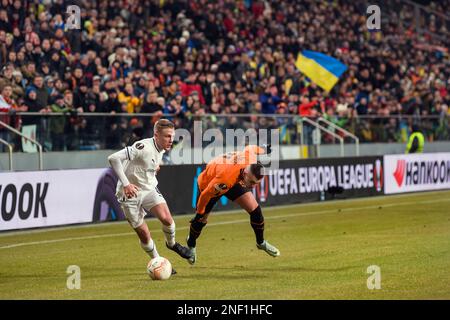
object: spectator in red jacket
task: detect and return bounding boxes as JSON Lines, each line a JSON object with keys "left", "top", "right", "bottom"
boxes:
{"left": 179, "top": 73, "right": 205, "bottom": 105}
{"left": 298, "top": 96, "right": 319, "bottom": 117}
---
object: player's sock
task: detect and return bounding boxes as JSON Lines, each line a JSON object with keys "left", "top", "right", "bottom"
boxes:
{"left": 140, "top": 239, "right": 159, "bottom": 258}
{"left": 187, "top": 216, "right": 207, "bottom": 248}
{"left": 162, "top": 222, "right": 176, "bottom": 248}
{"left": 249, "top": 205, "right": 265, "bottom": 245}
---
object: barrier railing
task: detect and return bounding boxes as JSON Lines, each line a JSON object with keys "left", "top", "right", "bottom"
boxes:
{"left": 0, "top": 113, "right": 448, "bottom": 152}
{"left": 0, "top": 137, "right": 13, "bottom": 170}
{"left": 300, "top": 117, "right": 345, "bottom": 158}
{"left": 0, "top": 120, "right": 43, "bottom": 170}
{"left": 317, "top": 117, "right": 360, "bottom": 156}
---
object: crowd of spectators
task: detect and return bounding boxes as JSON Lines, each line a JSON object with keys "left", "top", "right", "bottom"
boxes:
{"left": 0, "top": 0, "right": 449, "bottom": 151}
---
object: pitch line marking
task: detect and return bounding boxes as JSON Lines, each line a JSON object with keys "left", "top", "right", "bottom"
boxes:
{"left": 1, "top": 190, "right": 448, "bottom": 236}
{"left": 1, "top": 197, "right": 449, "bottom": 250}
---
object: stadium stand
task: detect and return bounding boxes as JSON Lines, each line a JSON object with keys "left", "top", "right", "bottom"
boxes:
{"left": 0, "top": 0, "right": 448, "bottom": 151}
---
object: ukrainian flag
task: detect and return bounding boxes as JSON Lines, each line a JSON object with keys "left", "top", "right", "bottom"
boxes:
{"left": 295, "top": 50, "right": 348, "bottom": 92}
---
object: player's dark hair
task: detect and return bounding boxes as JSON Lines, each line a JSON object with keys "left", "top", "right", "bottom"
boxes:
{"left": 250, "top": 161, "right": 264, "bottom": 180}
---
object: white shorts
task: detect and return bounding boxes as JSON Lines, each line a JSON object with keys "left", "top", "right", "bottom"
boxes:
{"left": 118, "top": 187, "right": 166, "bottom": 229}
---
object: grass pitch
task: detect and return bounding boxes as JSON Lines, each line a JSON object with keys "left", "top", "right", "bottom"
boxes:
{"left": 1, "top": 190, "right": 449, "bottom": 300}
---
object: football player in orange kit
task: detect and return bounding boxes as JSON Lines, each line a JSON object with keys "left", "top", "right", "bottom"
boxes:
{"left": 186, "top": 145, "right": 280, "bottom": 264}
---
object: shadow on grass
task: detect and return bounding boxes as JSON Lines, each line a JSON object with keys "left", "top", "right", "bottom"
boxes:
{"left": 174, "top": 265, "right": 360, "bottom": 281}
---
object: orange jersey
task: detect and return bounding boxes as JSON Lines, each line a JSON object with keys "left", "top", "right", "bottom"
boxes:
{"left": 196, "top": 145, "right": 264, "bottom": 214}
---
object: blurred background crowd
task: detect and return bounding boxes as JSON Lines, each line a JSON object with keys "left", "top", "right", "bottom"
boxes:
{"left": 0, "top": 0, "right": 449, "bottom": 151}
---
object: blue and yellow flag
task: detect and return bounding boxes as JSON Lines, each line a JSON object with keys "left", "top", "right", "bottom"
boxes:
{"left": 295, "top": 50, "right": 347, "bottom": 92}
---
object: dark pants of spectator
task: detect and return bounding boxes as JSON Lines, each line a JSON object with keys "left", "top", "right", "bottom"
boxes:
{"left": 0, "top": 130, "right": 11, "bottom": 152}
{"left": 303, "top": 123, "right": 314, "bottom": 145}
{"left": 51, "top": 133, "right": 66, "bottom": 151}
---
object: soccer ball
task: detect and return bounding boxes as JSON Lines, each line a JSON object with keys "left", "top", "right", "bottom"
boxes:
{"left": 146, "top": 257, "right": 172, "bottom": 280}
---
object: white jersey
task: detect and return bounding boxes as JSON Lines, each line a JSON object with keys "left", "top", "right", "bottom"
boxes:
{"left": 115, "top": 138, "right": 165, "bottom": 198}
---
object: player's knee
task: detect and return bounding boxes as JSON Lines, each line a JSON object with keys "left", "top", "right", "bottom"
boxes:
{"left": 190, "top": 214, "right": 208, "bottom": 233}
{"left": 190, "top": 213, "right": 208, "bottom": 225}
{"left": 134, "top": 223, "right": 150, "bottom": 240}
{"left": 161, "top": 215, "right": 174, "bottom": 226}
{"left": 138, "top": 230, "right": 151, "bottom": 244}
{"left": 249, "top": 205, "right": 264, "bottom": 223}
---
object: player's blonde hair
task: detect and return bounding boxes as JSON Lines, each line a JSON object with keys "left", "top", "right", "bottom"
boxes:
{"left": 154, "top": 119, "right": 175, "bottom": 134}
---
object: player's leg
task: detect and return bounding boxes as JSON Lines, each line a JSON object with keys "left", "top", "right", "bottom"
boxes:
{"left": 149, "top": 202, "right": 175, "bottom": 246}
{"left": 187, "top": 212, "right": 210, "bottom": 247}
{"left": 187, "top": 202, "right": 218, "bottom": 248}
{"left": 134, "top": 210, "right": 177, "bottom": 275}
{"left": 143, "top": 188, "right": 192, "bottom": 260}
{"left": 134, "top": 221, "right": 159, "bottom": 258}
{"left": 225, "top": 184, "right": 264, "bottom": 244}
{"left": 120, "top": 196, "right": 159, "bottom": 258}
{"left": 148, "top": 202, "right": 192, "bottom": 259}
{"left": 186, "top": 193, "right": 220, "bottom": 265}
{"left": 226, "top": 185, "right": 280, "bottom": 257}
{"left": 186, "top": 212, "right": 210, "bottom": 265}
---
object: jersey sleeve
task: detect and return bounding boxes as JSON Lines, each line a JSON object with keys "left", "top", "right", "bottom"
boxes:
{"left": 107, "top": 149, "right": 130, "bottom": 186}
{"left": 126, "top": 141, "right": 147, "bottom": 161}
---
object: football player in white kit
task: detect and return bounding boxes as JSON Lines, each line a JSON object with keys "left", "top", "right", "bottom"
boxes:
{"left": 108, "top": 119, "right": 192, "bottom": 272}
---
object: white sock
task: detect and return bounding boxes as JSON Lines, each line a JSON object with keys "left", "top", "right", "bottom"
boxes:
{"left": 140, "top": 239, "right": 159, "bottom": 258}
{"left": 162, "top": 222, "right": 176, "bottom": 247}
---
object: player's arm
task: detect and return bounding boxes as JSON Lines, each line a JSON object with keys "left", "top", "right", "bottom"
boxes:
{"left": 107, "top": 146, "right": 141, "bottom": 198}
{"left": 244, "top": 144, "right": 270, "bottom": 155}
{"left": 243, "top": 145, "right": 269, "bottom": 164}
{"left": 196, "top": 177, "right": 228, "bottom": 215}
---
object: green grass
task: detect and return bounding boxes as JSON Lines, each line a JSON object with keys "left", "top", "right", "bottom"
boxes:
{"left": 1, "top": 190, "right": 450, "bottom": 299}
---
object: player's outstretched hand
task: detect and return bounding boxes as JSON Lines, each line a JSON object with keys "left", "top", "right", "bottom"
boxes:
{"left": 124, "top": 184, "right": 140, "bottom": 198}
